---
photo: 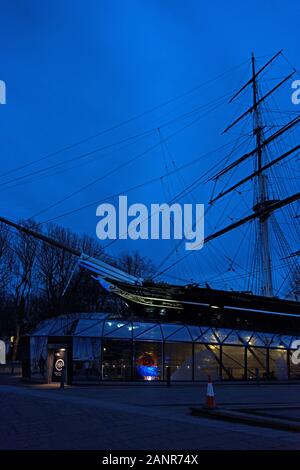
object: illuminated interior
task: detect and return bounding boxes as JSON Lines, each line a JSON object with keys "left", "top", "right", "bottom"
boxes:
{"left": 25, "top": 312, "right": 300, "bottom": 382}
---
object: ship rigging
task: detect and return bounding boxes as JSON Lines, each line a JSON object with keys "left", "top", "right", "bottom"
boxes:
{"left": 0, "top": 51, "right": 299, "bottom": 312}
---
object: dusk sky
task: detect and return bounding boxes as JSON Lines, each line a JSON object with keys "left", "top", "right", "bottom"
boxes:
{"left": 0, "top": 0, "right": 299, "bottom": 291}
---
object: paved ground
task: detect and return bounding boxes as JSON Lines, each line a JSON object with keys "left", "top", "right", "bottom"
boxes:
{"left": 1, "top": 376, "right": 300, "bottom": 450}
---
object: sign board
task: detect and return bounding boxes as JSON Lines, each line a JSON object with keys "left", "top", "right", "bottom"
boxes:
{"left": 0, "top": 340, "right": 6, "bottom": 364}
{"left": 51, "top": 349, "right": 66, "bottom": 382}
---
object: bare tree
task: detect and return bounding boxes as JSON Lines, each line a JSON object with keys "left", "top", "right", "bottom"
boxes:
{"left": 37, "top": 224, "right": 80, "bottom": 315}
{"left": 37, "top": 225, "right": 107, "bottom": 315}
{"left": 0, "top": 222, "right": 14, "bottom": 293}
{"left": 10, "top": 220, "right": 40, "bottom": 359}
{"left": 118, "top": 251, "right": 155, "bottom": 279}
{"left": 65, "top": 233, "right": 108, "bottom": 312}
{"left": 3, "top": 220, "right": 157, "bottom": 356}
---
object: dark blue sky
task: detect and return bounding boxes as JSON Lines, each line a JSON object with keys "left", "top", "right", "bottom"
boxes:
{"left": 0, "top": 0, "right": 299, "bottom": 291}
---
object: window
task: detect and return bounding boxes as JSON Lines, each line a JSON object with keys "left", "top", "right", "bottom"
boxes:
{"left": 222, "top": 345, "right": 245, "bottom": 380}
{"left": 247, "top": 347, "right": 267, "bottom": 380}
{"left": 194, "top": 344, "right": 220, "bottom": 380}
{"left": 134, "top": 341, "right": 162, "bottom": 380}
{"left": 269, "top": 349, "right": 288, "bottom": 380}
{"left": 102, "top": 340, "right": 132, "bottom": 380}
{"left": 72, "top": 337, "right": 101, "bottom": 382}
{"left": 30, "top": 337, "right": 48, "bottom": 379}
{"left": 164, "top": 343, "right": 193, "bottom": 380}
{"left": 289, "top": 350, "right": 300, "bottom": 379}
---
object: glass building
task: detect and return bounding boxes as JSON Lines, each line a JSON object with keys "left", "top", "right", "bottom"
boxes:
{"left": 24, "top": 312, "right": 300, "bottom": 383}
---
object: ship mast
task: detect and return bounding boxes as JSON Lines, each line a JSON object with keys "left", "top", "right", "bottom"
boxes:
{"left": 213, "top": 51, "right": 297, "bottom": 297}
{"left": 251, "top": 52, "right": 273, "bottom": 296}
{"left": 0, "top": 52, "right": 298, "bottom": 298}
{"left": 155, "top": 51, "right": 299, "bottom": 295}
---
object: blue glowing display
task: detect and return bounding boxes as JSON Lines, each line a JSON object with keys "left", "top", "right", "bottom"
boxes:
{"left": 137, "top": 365, "right": 158, "bottom": 377}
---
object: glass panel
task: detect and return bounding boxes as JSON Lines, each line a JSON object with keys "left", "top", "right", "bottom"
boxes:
{"left": 194, "top": 344, "right": 220, "bottom": 380}
{"left": 289, "top": 350, "right": 300, "bottom": 379}
{"left": 247, "top": 347, "right": 267, "bottom": 380}
{"left": 164, "top": 343, "right": 193, "bottom": 380}
{"left": 134, "top": 342, "right": 162, "bottom": 381}
{"left": 62, "top": 318, "right": 78, "bottom": 335}
{"left": 30, "top": 337, "right": 48, "bottom": 379}
{"left": 134, "top": 325, "right": 163, "bottom": 341}
{"left": 236, "top": 330, "right": 254, "bottom": 345}
{"left": 161, "top": 324, "right": 184, "bottom": 340}
{"left": 269, "top": 349, "right": 288, "bottom": 380}
{"left": 165, "top": 326, "right": 192, "bottom": 342}
{"left": 187, "top": 326, "right": 202, "bottom": 341}
{"left": 214, "top": 329, "right": 231, "bottom": 343}
{"left": 290, "top": 337, "right": 300, "bottom": 349}
{"left": 74, "top": 319, "right": 104, "bottom": 337}
{"left": 259, "top": 333, "right": 274, "bottom": 347}
{"left": 102, "top": 340, "right": 132, "bottom": 380}
{"left": 33, "top": 320, "right": 58, "bottom": 336}
{"left": 269, "top": 335, "right": 281, "bottom": 348}
{"left": 248, "top": 333, "right": 265, "bottom": 347}
{"left": 222, "top": 331, "right": 243, "bottom": 345}
{"left": 197, "top": 328, "right": 219, "bottom": 344}
{"left": 103, "top": 321, "right": 132, "bottom": 339}
{"left": 72, "top": 338, "right": 101, "bottom": 382}
{"left": 281, "top": 335, "right": 293, "bottom": 348}
{"left": 132, "top": 322, "right": 157, "bottom": 338}
{"left": 222, "top": 345, "right": 245, "bottom": 380}
{"left": 49, "top": 317, "right": 74, "bottom": 336}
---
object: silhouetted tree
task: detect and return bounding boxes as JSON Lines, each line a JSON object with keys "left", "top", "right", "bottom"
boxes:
{"left": 118, "top": 251, "right": 155, "bottom": 279}
{"left": 10, "top": 220, "right": 40, "bottom": 359}
{"left": 0, "top": 222, "right": 13, "bottom": 294}
{"left": 0, "top": 220, "right": 157, "bottom": 357}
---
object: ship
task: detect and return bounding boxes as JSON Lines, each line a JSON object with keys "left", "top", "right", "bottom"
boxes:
{"left": 1, "top": 51, "right": 299, "bottom": 334}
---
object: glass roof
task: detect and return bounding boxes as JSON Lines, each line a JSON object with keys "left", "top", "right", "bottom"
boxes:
{"left": 214, "top": 329, "right": 231, "bottom": 342}
{"left": 103, "top": 321, "right": 131, "bottom": 338}
{"left": 236, "top": 330, "right": 254, "bottom": 345}
{"left": 197, "top": 328, "right": 219, "bottom": 344}
{"left": 187, "top": 326, "right": 202, "bottom": 341}
{"left": 29, "top": 313, "right": 298, "bottom": 348}
{"left": 31, "top": 313, "right": 108, "bottom": 336}
{"left": 248, "top": 333, "right": 266, "bottom": 347}
{"left": 161, "top": 324, "right": 184, "bottom": 339}
{"left": 280, "top": 335, "right": 293, "bottom": 348}
{"left": 259, "top": 332, "right": 274, "bottom": 346}
{"left": 134, "top": 324, "right": 163, "bottom": 341}
{"left": 222, "top": 330, "right": 244, "bottom": 345}
{"left": 164, "top": 326, "right": 192, "bottom": 342}
{"left": 74, "top": 319, "right": 105, "bottom": 337}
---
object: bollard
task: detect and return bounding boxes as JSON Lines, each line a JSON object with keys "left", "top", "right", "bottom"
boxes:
{"left": 166, "top": 366, "right": 171, "bottom": 387}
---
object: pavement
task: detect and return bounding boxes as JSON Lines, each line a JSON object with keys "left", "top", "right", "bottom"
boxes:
{"left": 1, "top": 375, "right": 300, "bottom": 450}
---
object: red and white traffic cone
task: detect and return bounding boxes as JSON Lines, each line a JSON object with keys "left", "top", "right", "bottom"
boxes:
{"left": 205, "top": 375, "right": 216, "bottom": 409}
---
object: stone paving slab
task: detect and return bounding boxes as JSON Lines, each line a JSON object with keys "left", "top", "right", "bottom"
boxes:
{"left": 191, "top": 406, "right": 300, "bottom": 432}
{"left": 1, "top": 383, "right": 300, "bottom": 450}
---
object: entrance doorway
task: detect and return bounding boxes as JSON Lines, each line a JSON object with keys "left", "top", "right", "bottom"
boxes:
{"left": 47, "top": 345, "right": 68, "bottom": 384}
